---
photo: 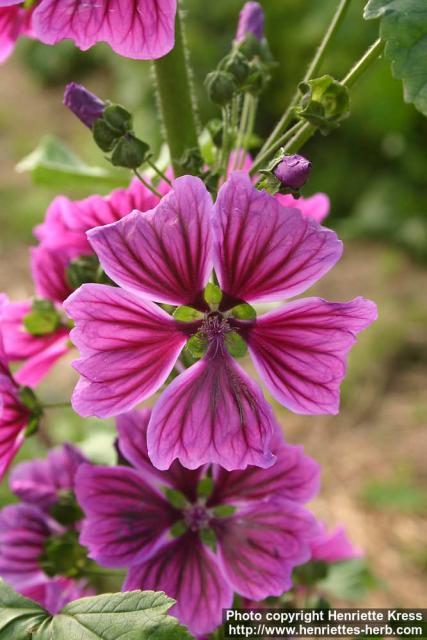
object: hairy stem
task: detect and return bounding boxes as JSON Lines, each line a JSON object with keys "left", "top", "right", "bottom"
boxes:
{"left": 257, "top": 0, "right": 353, "bottom": 158}
{"left": 133, "top": 169, "right": 163, "bottom": 198}
{"left": 153, "top": 4, "right": 199, "bottom": 177}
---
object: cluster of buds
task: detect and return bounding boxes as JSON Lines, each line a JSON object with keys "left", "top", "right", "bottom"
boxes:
{"left": 205, "top": 2, "right": 275, "bottom": 106}
{"left": 64, "top": 83, "right": 150, "bottom": 170}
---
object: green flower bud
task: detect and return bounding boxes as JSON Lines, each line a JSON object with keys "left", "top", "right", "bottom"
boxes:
{"left": 223, "top": 51, "right": 251, "bottom": 87}
{"left": 205, "top": 71, "right": 237, "bottom": 105}
{"left": 110, "top": 134, "right": 150, "bottom": 169}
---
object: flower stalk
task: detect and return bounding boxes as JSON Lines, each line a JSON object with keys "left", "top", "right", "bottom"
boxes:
{"left": 153, "top": 4, "right": 199, "bottom": 177}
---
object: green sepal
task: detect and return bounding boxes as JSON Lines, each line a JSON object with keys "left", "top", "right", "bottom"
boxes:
{"left": 173, "top": 306, "right": 203, "bottom": 323}
{"left": 295, "top": 75, "right": 350, "bottom": 134}
{"left": 170, "top": 520, "right": 188, "bottom": 538}
{"left": 24, "top": 415, "right": 41, "bottom": 438}
{"left": 197, "top": 476, "right": 214, "bottom": 498}
{"left": 204, "top": 282, "right": 223, "bottom": 306}
{"left": 39, "top": 530, "right": 88, "bottom": 579}
{"left": 110, "top": 135, "right": 150, "bottom": 169}
{"left": 222, "top": 51, "right": 251, "bottom": 87}
{"left": 212, "top": 504, "right": 237, "bottom": 518}
{"left": 293, "top": 560, "right": 329, "bottom": 586}
{"left": 49, "top": 491, "right": 84, "bottom": 527}
{"left": 66, "top": 255, "right": 112, "bottom": 290}
{"left": 23, "top": 299, "right": 61, "bottom": 336}
{"left": 164, "top": 488, "right": 189, "bottom": 509}
{"left": 186, "top": 334, "right": 207, "bottom": 358}
{"left": 19, "top": 386, "right": 42, "bottom": 414}
{"left": 92, "top": 119, "right": 119, "bottom": 152}
{"left": 200, "top": 527, "right": 217, "bottom": 552}
{"left": 226, "top": 332, "right": 247, "bottom": 358}
{"left": 230, "top": 303, "right": 256, "bottom": 320}
{"left": 103, "top": 104, "right": 133, "bottom": 135}
{"left": 235, "top": 33, "right": 261, "bottom": 59}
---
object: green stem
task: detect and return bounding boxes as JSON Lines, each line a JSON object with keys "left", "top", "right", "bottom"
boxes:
{"left": 250, "top": 121, "right": 303, "bottom": 175}
{"left": 233, "top": 93, "right": 251, "bottom": 171}
{"left": 342, "top": 38, "right": 384, "bottom": 88}
{"left": 133, "top": 169, "right": 163, "bottom": 198}
{"left": 153, "top": 4, "right": 199, "bottom": 177}
{"left": 42, "top": 401, "right": 71, "bottom": 410}
{"left": 257, "top": 0, "right": 352, "bottom": 158}
{"left": 146, "top": 158, "right": 173, "bottom": 186}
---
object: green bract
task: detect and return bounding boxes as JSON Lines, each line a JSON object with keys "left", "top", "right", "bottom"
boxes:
{"left": 296, "top": 75, "right": 350, "bottom": 134}
{"left": 364, "top": 0, "right": 427, "bottom": 116}
{"left": 23, "top": 299, "right": 60, "bottom": 336}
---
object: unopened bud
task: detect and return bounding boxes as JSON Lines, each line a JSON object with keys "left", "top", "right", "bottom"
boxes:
{"left": 274, "top": 154, "right": 312, "bottom": 190}
{"left": 223, "top": 51, "right": 251, "bottom": 87}
{"left": 63, "top": 83, "right": 106, "bottom": 128}
{"left": 110, "top": 134, "right": 150, "bottom": 169}
{"left": 205, "top": 71, "right": 236, "bottom": 105}
{"left": 236, "top": 2, "right": 264, "bottom": 42}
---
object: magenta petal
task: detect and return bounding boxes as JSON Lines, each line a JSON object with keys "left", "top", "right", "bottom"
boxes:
{"left": 212, "top": 432, "right": 320, "bottom": 506}
{"left": 117, "top": 409, "right": 204, "bottom": 502}
{"left": 88, "top": 176, "right": 213, "bottom": 307}
{"left": 0, "top": 366, "right": 29, "bottom": 480}
{"left": 76, "top": 464, "right": 176, "bottom": 568}
{"left": 10, "top": 444, "right": 87, "bottom": 508}
{"left": 215, "top": 500, "right": 318, "bottom": 601}
{"left": 245, "top": 296, "right": 378, "bottom": 414}
{"left": 310, "top": 524, "right": 362, "bottom": 563}
{"left": 124, "top": 533, "right": 232, "bottom": 636}
{"left": 148, "top": 351, "right": 276, "bottom": 471}
{"left": 31, "top": 244, "right": 89, "bottom": 303}
{"left": 0, "top": 6, "right": 24, "bottom": 63}
{"left": 33, "top": 0, "right": 177, "bottom": 60}
{"left": 14, "top": 334, "right": 70, "bottom": 387}
{"left": 212, "top": 172, "right": 342, "bottom": 305}
{"left": 22, "top": 578, "right": 95, "bottom": 615}
{"left": 276, "top": 192, "right": 330, "bottom": 223}
{"left": 65, "top": 284, "right": 187, "bottom": 418}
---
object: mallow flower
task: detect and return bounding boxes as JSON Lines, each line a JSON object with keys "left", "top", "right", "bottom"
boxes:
{"left": 0, "top": 444, "right": 93, "bottom": 609}
{"left": 75, "top": 408, "right": 320, "bottom": 636}
{"left": 65, "top": 172, "right": 377, "bottom": 471}
{"left": 310, "top": 523, "right": 362, "bottom": 563}
{"left": 0, "top": 0, "right": 177, "bottom": 63}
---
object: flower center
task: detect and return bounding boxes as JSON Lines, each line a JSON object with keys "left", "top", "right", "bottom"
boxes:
{"left": 201, "top": 312, "right": 231, "bottom": 356}
{"left": 183, "top": 505, "right": 210, "bottom": 532}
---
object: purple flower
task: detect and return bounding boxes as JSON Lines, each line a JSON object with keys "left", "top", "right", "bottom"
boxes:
{"left": 274, "top": 154, "right": 312, "bottom": 191}
{"left": 310, "top": 523, "right": 362, "bottom": 563}
{"left": 65, "top": 172, "right": 377, "bottom": 471}
{"left": 276, "top": 192, "right": 330, "bottom": 223}
{"left": 63, "top": 83, "right": 106, "bottom": 129}
{"left": 0, "top": 0, "right": 177, "bottom": 62}
{"left": 236, "top": 2, "right": 265, "bottom": 42}
{"left": 0, "top": 445, "right": 91, "bottom": 608}
{"left": 10, "top": 443, "right": 87, "bottom": 509}
{"left": 0, "top": 297, "right": 32, "bottom": 479}
{"left": 76, "top": 408, "right": 320, "bottom": 635}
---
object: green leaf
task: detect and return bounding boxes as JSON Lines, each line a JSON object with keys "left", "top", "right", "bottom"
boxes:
{"left": 230, "top": 303, "right": 256, "bottom": 320}
{"left": 16, "top": 136, "right": 128, "bottom": 190}
{"left": 204, "top": 282, "right": 223, "bottom": 306}
{"left": 364, "top": 0, "right": 427, "bottom": 116}
{"left": 0, "top": 579, "right": 48, "bottom": 639}
{"left": 173, "top": 306, "right": 203, "bottom": 322}
{"left": 23, "top": 299, "right": 60, "bottom": 336}
{"left": 34, "top": 590, "right": 194, "bottom": 640}
{"left": 319, "top": 559, "right": 380, "bottom": 601}
{"left": 226, "top": 332, "right": 247, "bottom": 358}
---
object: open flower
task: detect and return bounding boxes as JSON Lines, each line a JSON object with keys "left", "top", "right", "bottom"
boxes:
{"left": 0, "top": 0, "right": 177, "bottom": 63}
{"left": 76, "top": 408, "right": 320, "bottom": 636}
{"left": 65, "top": 172, "right": 377, "bottom": 471}
{"left": 0, "top": 444, "right": 92, "bottom": 608}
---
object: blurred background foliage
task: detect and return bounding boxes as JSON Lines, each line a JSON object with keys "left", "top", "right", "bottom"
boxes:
{"left": 0, "top": 0, "right": 426, "bottom": 608}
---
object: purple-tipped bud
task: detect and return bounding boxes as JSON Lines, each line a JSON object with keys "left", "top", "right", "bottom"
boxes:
{"left": 63, "top": 83, "right": 106, "bottom": 128}
{"left": 236, "top": 2, "right": 265, "bottom": 42}
{"left": 274, "top": 154, "right": 312, "bottom": 190}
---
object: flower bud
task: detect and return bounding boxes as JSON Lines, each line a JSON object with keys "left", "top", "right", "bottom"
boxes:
{"left": 205, "top": 71, "right": 236, "bottom": 105}
{"left": 223, "top": 51, "right": 250, "bottom": 87}
{"left": 236, "top": 2, "right": 265, "bottom": 42}
{"left": 273, "top": 154, "right": 312, "bottom": 190}
{"left": 110, "top": 134, "right": 150, "bottom": 169}
{"left": 63, "top": 83, "right": 106, "bottom": 128}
